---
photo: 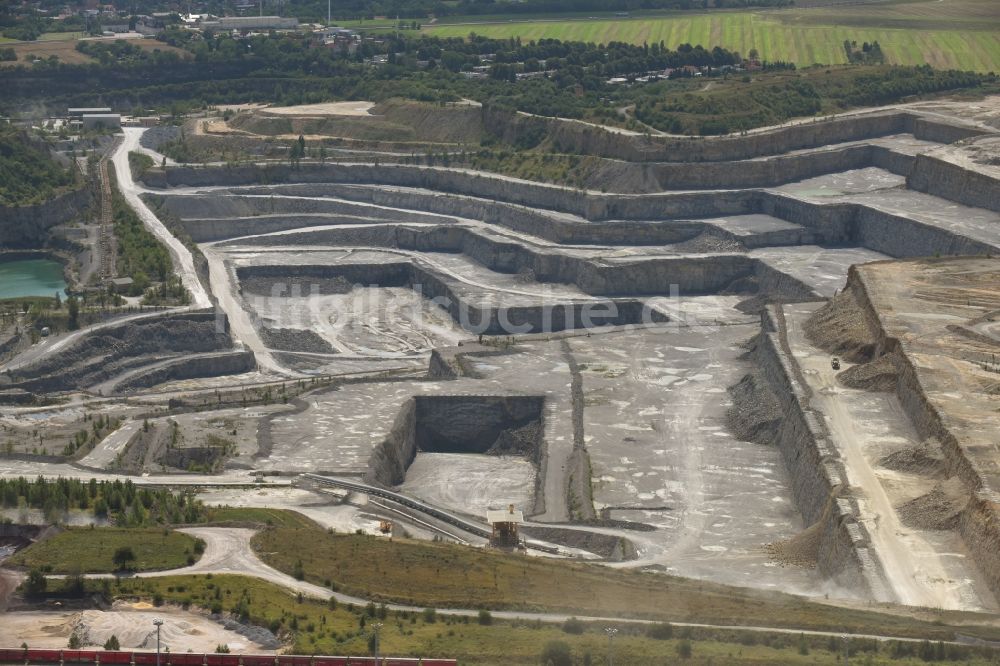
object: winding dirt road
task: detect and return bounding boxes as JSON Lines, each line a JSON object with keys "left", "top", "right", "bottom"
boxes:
{"left": 112, "top": 129, "right": 211, "bottom": 309}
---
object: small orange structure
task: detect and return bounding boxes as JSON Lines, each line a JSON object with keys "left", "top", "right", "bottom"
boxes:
{"left": 379, "top": 519, "right": 393, "bottom": 535}
{"left": 486, "top": 504, "right": 524, "bottom": 548}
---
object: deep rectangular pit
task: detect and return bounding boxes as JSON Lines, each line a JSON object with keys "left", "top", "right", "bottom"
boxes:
{"left": 414, "top": 395, "right": 545, "bottom": 457}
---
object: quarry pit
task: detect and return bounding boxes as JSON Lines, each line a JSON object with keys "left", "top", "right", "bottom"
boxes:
{"left": 3, "top": 96, "right": 1000, "bottom": 613}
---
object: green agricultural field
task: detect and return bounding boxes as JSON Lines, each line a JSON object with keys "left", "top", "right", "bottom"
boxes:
{"left": 8, "top": 527, "right": 203, "bottom": 573}
{"left": 426, "top": 1, "right": 1000, "bottom": 71}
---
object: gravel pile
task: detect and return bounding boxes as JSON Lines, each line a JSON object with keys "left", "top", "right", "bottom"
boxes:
{"left": 897, "top": 478, "right": 967, "bottom": 531}
{"left": 837, "top": 354, "right": 899, "bottom": 391}
{"left": 727, "top": 371, "right": 782, "bottom": 445}
{"left": 488, "top": 420, "right": 543, "bottom": 458}
{"left": 879, "top": 439, "right": 947, "bottom": 477}
{"left": 765, "top": 523, "right": 821, "bottom": 569}
{"left": 803, "top": 290, "right": 878, "bottom": 362}
{"left": 670, "top": 231, "right": 746, "bottom": 254}
{"left": 259, "top": 327, "right": 336, "bottom": 354}
{"left": 217, "top": 616, "right": 282, "bottom": 650}
{"left": 139, "top": 125, "right": 181, "bottom": 151}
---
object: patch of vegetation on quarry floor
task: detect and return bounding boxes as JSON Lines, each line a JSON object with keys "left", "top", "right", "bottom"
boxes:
{"left": 249, "top": 526, "right": 1000, "bottom": 641}
{"left": 203, "top": 506, "right": 322, "bottom": 528}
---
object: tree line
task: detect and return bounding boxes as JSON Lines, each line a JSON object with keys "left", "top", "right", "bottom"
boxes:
{"left": 0, "top": 476, "right": 206, "bottom": 526}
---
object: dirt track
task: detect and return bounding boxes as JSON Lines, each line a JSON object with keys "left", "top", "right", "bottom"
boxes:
{"left": 785, "top": 303, "right": 985, "bottom": 610}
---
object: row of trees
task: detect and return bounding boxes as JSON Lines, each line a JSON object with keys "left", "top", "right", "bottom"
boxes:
{"left": 0, "top": 30, "right": 992, "bottom": 137}
{"left": 0, "top": 476, "right": 207, "bottom": 526}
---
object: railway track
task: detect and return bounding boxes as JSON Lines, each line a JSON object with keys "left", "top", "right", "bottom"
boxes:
{"left": 97, "top": 138, "right": 123, "bottom": 282}
{"left": 301, "top": 473, "right": 559, "bottom": 554}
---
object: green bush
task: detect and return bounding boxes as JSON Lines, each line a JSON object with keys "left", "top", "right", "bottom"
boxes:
{"left": 540, "top": 640, "right": 572, "bottom": 666}
{"left": 23, "top": 569, "right": 47, "bottom": 596}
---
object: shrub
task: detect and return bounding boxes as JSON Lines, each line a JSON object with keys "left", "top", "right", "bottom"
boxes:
{"left": 422, "top": 608, "right": 437, "bottom": 624}
{"left": 676, "top": 639, "right": 692, "bottom": 659}
{"left": 23, "top": 569, "right": 47, "bottom": 596}
{"left": 103, "top": 635, "right": 120, "bottom": 650}
{"left": 561, "top": 617, "right": 585, "bottom": 635}
{"left": 112, "top": 546, "right": 136, "bottom": 571}
{"left": 477, "top": 609, "right": 492, "bottom": 626}
{"left": 540, "top": 640, "right": 572, "bottom": 666}
{"left": 646, "top": 622, "right": 673, "bottom": 640}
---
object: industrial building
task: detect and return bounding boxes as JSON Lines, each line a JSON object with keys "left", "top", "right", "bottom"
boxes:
{"left": 487, "top": 505, "right": 524, "bottom": 549}
{"left": 80, "top": 113, "right": 121, "bottom": 131}
{"left": 68, "top": 107, "right": 112, "bottom": 118}
{"left": 199, "top": 16, "right": 298, "bottom": 31}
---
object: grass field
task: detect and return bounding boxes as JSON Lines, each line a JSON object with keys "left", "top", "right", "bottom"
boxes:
{"left": 204, "top": 506, "right": 320, "bottom": 528}
{"left": 0, "top": 36, "right": 190, "bottom": 67}
{"left": 99, "top": 575, "right": 993, "bottom": 664}
{"left": 9, "top": 527, "right": 203, "bottom": 573}
{"left": 251, "top": 526, "right": 1000, "bottom": 641}
{"left": 426, "top": 0, "right": 1000, "bottom": 71}
{"left": 36, "top": 31, "right": 85, "bottom": 42}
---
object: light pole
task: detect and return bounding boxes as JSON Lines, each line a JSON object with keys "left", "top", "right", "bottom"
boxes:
{"left": 605, "top": 627, "right": 618, "bottom": 666}
{"left": 153, "top": 619, "right": 164, "bottom": 666}
{"left": 372, "top": 622, "right": 383, "bottom": 665}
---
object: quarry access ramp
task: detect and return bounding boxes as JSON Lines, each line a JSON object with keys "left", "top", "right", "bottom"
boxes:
{"left": 299, "top": 473, "right": 558, "bottom": 554}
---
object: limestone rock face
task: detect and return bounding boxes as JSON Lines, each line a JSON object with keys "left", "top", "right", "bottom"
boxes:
{"left": 0, "top": 187, "right": 90, "bottom": 247}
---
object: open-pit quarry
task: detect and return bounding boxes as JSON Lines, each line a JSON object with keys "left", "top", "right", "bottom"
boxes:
{"left": 4, "top": 95, "right": 1000, "bottom": 621}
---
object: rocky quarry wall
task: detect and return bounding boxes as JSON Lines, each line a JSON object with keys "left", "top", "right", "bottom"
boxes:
{"left": 364, "top": 394, "right": 545, "bottom": 488}
{"left": 739, "top": 305, "right": 894, "bottom": 600}
{"left": 907, "top": 152, "right": 1000, "bottom": 213}
{"left": 112, "top": 350, "right": 256, "bottom": 393}
{"left": 154, "top": 154, "right": 998, "bottom": 259}
{"left": 230, "top": 220, "right": 818, "bottom": 304}
{"left": 1, "top": 310, "right": 237, "bottom": 393}
{"left": 0, "top": 186, "right": 91, "bottom": 248}
{"left": 146, "top": 142, "right": 907, "bottom": 206}
{"left": 236, "top": 262, "right": 668, "bottom": 335}
{"left": 833, "top": 267, "right": 1000, "bottom": 601}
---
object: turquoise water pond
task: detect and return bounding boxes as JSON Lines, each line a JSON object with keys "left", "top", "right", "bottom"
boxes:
{"left": 0, "top": 258, "right": 67, "bottom": 300}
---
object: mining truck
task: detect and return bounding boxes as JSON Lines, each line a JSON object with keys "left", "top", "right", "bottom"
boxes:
{"left": 831, "top": 357, "right": 841, "bottom": 370}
